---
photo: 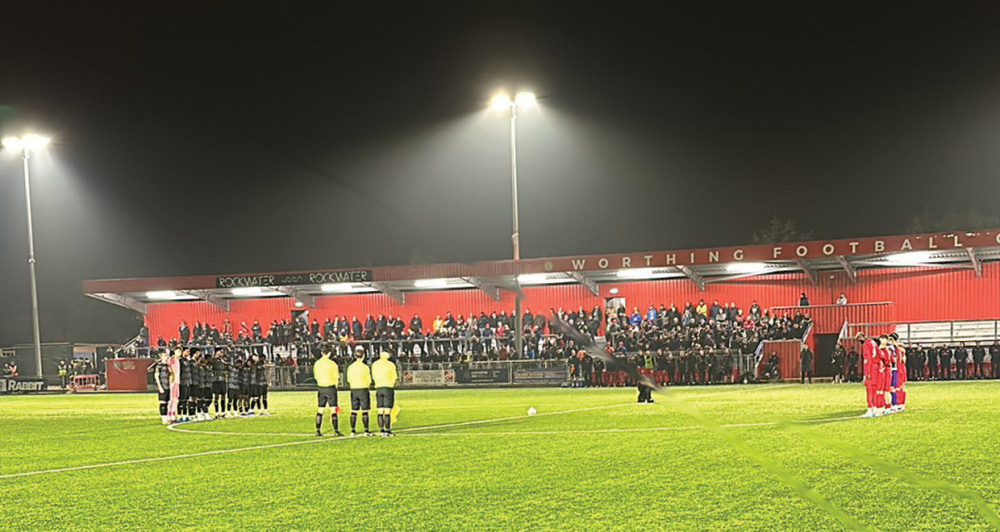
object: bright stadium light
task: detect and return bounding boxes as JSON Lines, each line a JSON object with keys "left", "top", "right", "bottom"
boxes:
{"left": 514, "top": 92, "right": 536, "bottom": 108}
{"left": 232, "top": 287, "right": 264, "bottom": 297}
{"left": 490, "top": 93, "right": 513, "bottom": 111}
{"left": 517, "top": 273, "right": 549, "bottom": 285}
{"left": 727, "top": 262, "right": 768, "bottom": 274}
{"left": 886, "top": 251, "right": 933, "bottom": 263}
{"left": 146, "top": 290, "right": 179, "bottom": 300}
{"left": 321, "top": 283, "right": 354, "bottom": 292}
{"left": 617, "top": 268, "right": 659, "bottom": 279}
{"left": 414, "top": 278, "right": 449, "bottom": 289}
{"left": 2, "top": 132, "right": 52, "bottom": 377}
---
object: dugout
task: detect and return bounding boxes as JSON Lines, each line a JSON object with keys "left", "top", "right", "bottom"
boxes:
{"left": 82, "top": 229, "right": 1000, "bottom": 381}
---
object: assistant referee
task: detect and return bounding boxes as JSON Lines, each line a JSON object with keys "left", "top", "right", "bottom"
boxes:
{"left": 371, "top": 351, "right": 399, "bottom": 437}
{"left": 347, "top": 346, "right": 373, "bottom": 437}
{"left": 313, "top": 348, "right": 343, "bottom": 437}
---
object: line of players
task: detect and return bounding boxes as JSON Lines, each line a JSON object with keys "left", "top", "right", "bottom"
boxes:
{"left": 857, "top": 332, "right": 907, "bottom": 417}
{"left": 149, "top": 347, "right": 271, "bottom": 424}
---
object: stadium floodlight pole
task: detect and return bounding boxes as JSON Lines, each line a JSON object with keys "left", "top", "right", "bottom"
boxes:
{"left": 490, "top": 91, "right": 536, "bottom": 359}
{"left": 2, "top": 134, "right": 51, "bottom": 378}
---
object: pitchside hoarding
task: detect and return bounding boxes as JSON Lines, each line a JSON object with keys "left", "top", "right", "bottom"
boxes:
{"left": 454, "top": 367, "right": 508, "bottom": 384}
{"left": 0, "top": 378, "right": 48, "bottom": 394}
{"left": 513, "top": 367, "right": 568, "bottom": 385}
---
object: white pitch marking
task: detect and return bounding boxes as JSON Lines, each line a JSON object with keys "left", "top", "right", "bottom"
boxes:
{"left": 167, "top": 402, "right": 638, "bottom": 437}
{"left": 396, "top": 414, "right": 862, "bottom": 437}
{"left": 0, "top": 435, "right": 342, "bottom": 480}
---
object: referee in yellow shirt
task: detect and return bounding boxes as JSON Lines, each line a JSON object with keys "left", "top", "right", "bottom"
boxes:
{"left": 372, "top": 351, "right": 399, "bottom": 436}
{"left": 346, "top": 346, "right": 373, "bottom": 437}
{"left": 313, "top": 347, "right": 343, "bottom": 437}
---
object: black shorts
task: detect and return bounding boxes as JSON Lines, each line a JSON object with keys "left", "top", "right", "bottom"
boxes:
{"left": 157, "top": 390, "right": 168, "bottom": 403}
{"left": 227, "top": 387, "right": 239, "bottom": 400}
{"left": 376, "top": 388, "right": 395, "bottom": 409}
{"left": 317, "top": 386, "right": 338, "bottom": 408}
{"left": 260, "top": 384, "right": 268, "bottom": 397}
{"left": 350, "top": 389, "right": 370, "bottom": 411}
{"left": 212, "top": 382, "right": 226, "bottom": 395}
{"left": 179, "top": 385, "right": 190, "bottom": 401}
{"left": 240, "top": 385, "right": 249, "bottom": 396}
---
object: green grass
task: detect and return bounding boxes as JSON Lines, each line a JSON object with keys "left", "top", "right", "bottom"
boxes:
{"left": 2, "top": 382, "right": 999, "bottom": 530}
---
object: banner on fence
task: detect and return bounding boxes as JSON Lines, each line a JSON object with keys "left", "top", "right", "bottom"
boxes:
{"left": 512, "top": 367, "right": 567, "bottom": 385}
{"left": 454, "top": 367, "right": 508, "bottom": 384}
{"left": 0, "top": 377, "right": 48, "bottom": 394}
{"left": 402, "top": 369, "right": 456, "bottom": 386}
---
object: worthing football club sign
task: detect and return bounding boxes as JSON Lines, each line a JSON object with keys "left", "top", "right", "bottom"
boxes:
{"left": 518, "top": 230, "right": 1000, "bottom": 274}
{"left": 215, "top": 270, "right": 372, "bottom": 289}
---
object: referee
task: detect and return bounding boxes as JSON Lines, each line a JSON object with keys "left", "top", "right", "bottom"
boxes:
{"left": 313, "top": 347, "right": 343, "bottom": 437}
{"left": 371, "top": 351, "right": 399, "bottom": 437}
{"left": 347, "top": 346, "right": 373, "bottom": 437}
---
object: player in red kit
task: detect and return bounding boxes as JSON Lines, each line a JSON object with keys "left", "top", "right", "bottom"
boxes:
{"left": 890, "top": 333, "right": 907, "bottom": 412}
{"left": 876, "top": 335, "right": 893, "bottom": 415}
{"left": 857, "top": 332, "right": 880, "bottom": 417}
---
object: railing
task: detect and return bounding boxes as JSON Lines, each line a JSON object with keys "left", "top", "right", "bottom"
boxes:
{"left": 846, "top": 319, "right": 1000, "bottom": 345}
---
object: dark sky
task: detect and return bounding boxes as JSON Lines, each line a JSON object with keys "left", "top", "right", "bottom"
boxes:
{"left": 2, "top": 2, "right": 1000, "bottom": 345}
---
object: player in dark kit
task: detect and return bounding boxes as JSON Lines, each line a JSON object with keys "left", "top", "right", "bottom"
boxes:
{"left": 227, "top": 359, "right": 242, "bottom": 417}
{"left": 239, "top": 357, "right": 253, "bottom": 416}
{"left": 211, "top": 350, "right": 229, "bottom": 418}
{"left": 178, "top": 348, "right": 193, "bottom": 422}
{"left": 148, "top": 349, "right": 172, "bottom": 424}
{"left": 198, "top": 356, "right": 213, "bottom": 420}
{"left": 189, "top": 351, "right": 204, "bottom": 421}
{"left": 255, "top": 354, "right": 270, "bottom": 415}
{"left": 247, "top": 356, "right": 261, "bottom": 415}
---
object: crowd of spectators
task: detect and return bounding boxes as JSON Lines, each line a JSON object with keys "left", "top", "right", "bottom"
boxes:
{"left": 133, "top": 299, "right": 813, "bottom": 388}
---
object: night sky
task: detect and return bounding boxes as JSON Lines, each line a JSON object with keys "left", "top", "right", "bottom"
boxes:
{"left": 1, "top": 2, "right": 999, "bottom": 345}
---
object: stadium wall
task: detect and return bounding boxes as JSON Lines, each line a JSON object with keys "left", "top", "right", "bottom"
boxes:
{"left": 144, "top": 263, "right": 1000, "bottom": 343}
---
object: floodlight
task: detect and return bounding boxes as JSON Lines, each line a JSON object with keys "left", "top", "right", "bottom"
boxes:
{"left": 490, "top": 93, "right": 512, "bottom": 111}
{"left": 514, "top": 92, "right": 536, "bottom": 108}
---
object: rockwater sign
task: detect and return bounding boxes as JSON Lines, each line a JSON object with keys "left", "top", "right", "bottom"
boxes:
{"left": 216, "top": 270, "right": 372, "bottom": 289}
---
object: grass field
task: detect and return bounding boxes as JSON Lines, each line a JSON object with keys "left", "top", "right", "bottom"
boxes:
{"left": 2, "top": 382, "right": 999, "bottom": 530}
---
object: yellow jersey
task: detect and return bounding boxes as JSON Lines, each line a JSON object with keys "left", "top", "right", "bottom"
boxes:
{"left": 313, "top": 356, "right": 339, "bottom": 388}
{"left": 347, "top": 359, "right": 372, "bottom": 390}
{"left": 371, "top": 354, "right": 398, "bottom": 389}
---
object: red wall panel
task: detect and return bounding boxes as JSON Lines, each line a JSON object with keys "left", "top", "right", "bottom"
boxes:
{"left": 146, "top": 264, "right": 1000, "bottom": 344}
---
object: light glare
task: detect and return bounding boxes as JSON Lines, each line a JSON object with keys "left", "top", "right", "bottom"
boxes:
{"left": 321, "top": 283, "right": 354, "bottom": 292}
{"left": 726, "top": 262, "right": 767, "bottom": 274}
{"left": 414, "top": 278, "right": 449, "bottom": 289}
{"left": 232, "top": 287, "right": 264, "bottom": 296}
{"left": 515, "top": 92, "right": 536, "bottom": 108}
{"left": 2, "top": 137, "right": 24, "bottom": 151}
{"left": 490, "top": 94, "right": 512, "bottom": 111}
{"left": 517, "top": 273, "right": 549, "bottom": 284}
{"left": 886, "top": 251, "right": 933, "bottom": 263}
{"left": 617, "top": 268, "right": 660, "bottom": 279}
{"left": 146, "top": 290, "right": 178, "bottom": 300}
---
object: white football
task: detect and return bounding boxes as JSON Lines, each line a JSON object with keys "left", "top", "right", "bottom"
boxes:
{"left": 527, "top": 407, "right": 537, "bottom": 416}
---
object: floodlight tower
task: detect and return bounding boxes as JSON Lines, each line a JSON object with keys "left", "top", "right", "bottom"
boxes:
{"left": 3, "top": 134, "right": 51, "bottom": 377}
{"left": 489, "top": 91, "right": 537, "bottom": 359}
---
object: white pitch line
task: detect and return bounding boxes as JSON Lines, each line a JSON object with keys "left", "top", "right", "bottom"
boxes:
{"left": 166, "top": 402, "right": 638, "bottom": 438}
{"left": 0, "top": 435, "right": 341, "bottom": 480}
{"left": 397, "top": 414, "right": 863, "bottom": 437}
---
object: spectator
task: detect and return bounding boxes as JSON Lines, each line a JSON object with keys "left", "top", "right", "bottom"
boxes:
{"left": 798, "top": 293, "right": 810, "bottom": 307}
{"left": 800, "top": 344, "right": 813, "bottom": 384}
{"left": 836, "top": 293, "right": 848, "bottom": 305}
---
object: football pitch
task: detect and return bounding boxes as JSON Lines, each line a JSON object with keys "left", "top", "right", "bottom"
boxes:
{"left": 2, "top": 382, "right": 999, "bottom": 530}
